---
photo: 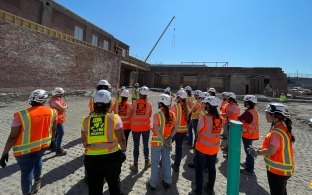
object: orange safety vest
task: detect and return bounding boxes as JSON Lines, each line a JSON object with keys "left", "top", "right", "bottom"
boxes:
{"left": 225, "top": 103, "right": 240, "bottom": 122}
{"left": 131, "top": 98, "right": 152, "bottom": 132}
{"left": 171, "top": 102, "right": 188, "bottom": 133}
{"left": 113, "top": 101, "right": 132, "bottom": 130}
{"left": 151, "top": 110, "right": 175, "bottom": 147}
{"left": 220, "top": 101, "right": 229, "bottom": 126}
{"left": 260, "top": 125, "right": 294, "bottom": 176}
{"left": 195, "top": 115, "right": 222, "bottom": 155}
{"left": 186, "top": 96, "right": 195, "bottom": 113}
{"left": 49, "top": 97, "right": 66, "bottom": 124}
{"left": 81, "top": 113, "right": 120, "bottom": 155}
{"left": 89, "top": 96, "right": 94, "bottom": 114}
{"left": 191, "top": 100, "right": 202, "bottom": 120}
{"left": 13, "top": 106, "right": 56, "bottom": 157}
{"left": 242, "top": 108, "right": 259, "bottom": 140}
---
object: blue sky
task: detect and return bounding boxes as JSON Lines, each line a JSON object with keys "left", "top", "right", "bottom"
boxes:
{"left": 57, "top": 0, "right": 312, "bottom": 75}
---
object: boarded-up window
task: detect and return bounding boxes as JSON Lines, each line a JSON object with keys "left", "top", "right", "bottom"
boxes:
{"left": 210, "top": 78, "right": 223, "bottom": 88}
{"left": 161, "top": 75, "right": 169, "bottom": 86}
{"left": 103, "top": 40, "right": 109, "bottom": 50}
{"left": 74, "top": 26, "right": 83, "bottom": 41}
{"left": 183, "top": 76, "right": 198, "bottom": 88}
{"left": 91, "top": 35, "right": 98, "bottom": 46}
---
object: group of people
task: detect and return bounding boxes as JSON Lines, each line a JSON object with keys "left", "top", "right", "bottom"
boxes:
{"left": 0, "top": 80, "right": 295, "bottom": 195}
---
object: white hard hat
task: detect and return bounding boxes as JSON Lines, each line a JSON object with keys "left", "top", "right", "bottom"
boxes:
{"left": 265, "top": 103, "right": 290, "bottom": 117}
{"left": 203, "top": 96, "right": 220, "bottom": 107}
{"left": 226, "top": 92, "right": 236, "bottom": 99}
{"left": 139, "top": 86, "right": 149, "bottom": 95}
{"left": 208, "top": 88, "right": 216, "bottom": 93}
{"left": 51, "top": 87, "right": 65, "bottom": 96}
{"left": 120, "top": 86, "right": 126, "bottom": 90}
{"left": 157, "top": 94, "right": 171, "bottom": 106}
{"left": 199, "top": 92, "right": 210, "bottom": 98}
{"left": 177, "top": 90, "right": 187, "bottom": 99}
{"left": 164, "top": 87, "right": 171, "bottom": 93}
{"left": 94, "top": 90, "right": 111, "bottom": 104}
{"left": 222, "top": 92, "right": 228, "bottom": 96}
{"left": 194, "top": 90, "right": 202, "bottom": 96}
{"left": 29, "top": 89, "right": 48, "bottom": 103}
{"left": 134, "top": 83, "right": 139, "bottom": 87}
{"left": 243, "top": 95, "right": 257, "bottom": 104}
{"left": 120, "top": 89, "right": 130, "bottom": 98}
{"left": 185, "top": 86, "right": 192, "bottom": 91}
{"left": 97, "top": 79, "right": 110, "bottom": 87}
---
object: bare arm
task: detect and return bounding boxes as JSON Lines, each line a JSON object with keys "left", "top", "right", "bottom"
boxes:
{"left": 258, "top": 144, "right": 277, "bottom": 156}
{"left": 115, "top": 129, "right": 126, "bottom": 151}
{"left": 1, "top": 126, "right": 21, "bottom": 155}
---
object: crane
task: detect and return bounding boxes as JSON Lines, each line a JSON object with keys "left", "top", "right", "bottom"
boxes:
{"left": 144, "top": 16, "right": 176, "bottom": 63}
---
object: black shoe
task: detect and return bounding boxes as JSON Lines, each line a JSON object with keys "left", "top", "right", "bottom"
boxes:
{"left": 162, "top": 180, "right": 170, "bottom": 189}
{"left": 31, "top": 179, "right": 41, "bottom": 194}
{"left": 188, "top": 191, "right": 202, "bottom": 195}
{"left": 188, "top": 163, "right": 195, "bottom": 168}
{"left": 146, "top": 181, "right": 156, "bottom": 191}
{"left": 55, "top": 148, "right": 67, "bottom": 156}
{"left": 204, "top": 185, "right": 215, "bottom": 195}
{"left": 240, "top": 168, "right": 255, "bottom": 176}
{"left": 171, "top": 164, "right": 179, "bottom": 172}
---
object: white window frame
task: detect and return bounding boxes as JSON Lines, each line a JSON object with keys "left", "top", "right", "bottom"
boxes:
{"left": 74, "top": 26, "right": 83, "bottom": 41}
{"left": 121, "top": 48, "right": 127, "bottom": 57}
{"left": 103, "top": 40, "right": 109, "bottom": 50}
{"left": 91, "top": 35, "right": 98, "bottom": 46}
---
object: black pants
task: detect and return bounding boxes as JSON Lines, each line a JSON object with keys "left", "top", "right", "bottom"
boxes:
{"left": 124, "top": 129, "right": 131, "bottom": 146}
{"left": 267, "top": 170, "right": 290, "bottom": 195}
{"left": 84, "top": 151, "right": 123, "bottom": 195}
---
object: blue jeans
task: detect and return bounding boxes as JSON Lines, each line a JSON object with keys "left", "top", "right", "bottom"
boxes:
{"left": 242, "top": 138, "right": 254, "bottom": 172}
{"left": 188, "top": 119, "right": 199, "bottom": 146}
{"left": 132, "top": 131, "right": 150, "bottom": 163}
{"left": 149, "top": 146, "right": 172, "bottom": 187}
{"left": 173, "top": 133, "right": 187, "bottom": 168}
{"left": 56, "top": 123, "right": 65, "bottom": 149}
{"left": 15, "top": 149, "right": 45, "bottom": 194}
{"left": 195, "top": 150, "right": 217, "bottom": 194}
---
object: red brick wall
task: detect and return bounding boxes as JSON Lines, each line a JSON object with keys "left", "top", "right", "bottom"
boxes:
{"left": 0, "top": 22, "right": 121, "bottom": 91}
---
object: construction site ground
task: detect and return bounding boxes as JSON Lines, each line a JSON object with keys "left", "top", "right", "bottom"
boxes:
{"left": 0, "top": 91, "right": 311, "bottom": 195}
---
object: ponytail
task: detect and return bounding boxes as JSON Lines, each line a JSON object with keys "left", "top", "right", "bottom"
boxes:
{"left": 181, "top": 99, "right": 188, "bottom": 121}
{"left": 160, "top": 103, "right": 173, "bottom": 124}
{"left": 121, "top": 97, "right": 127, "bottom": 105}
{"left": 285, "top": 118, "right": 295, "bottom": 143}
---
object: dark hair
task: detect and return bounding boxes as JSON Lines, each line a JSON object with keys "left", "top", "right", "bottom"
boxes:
{"left": 96, "top": 85, "right": 109, "bottom": 91}
{"left": 94, "top": 102, "right": 111, "bottom": 114}
{"left": 245, "top": 101, "right": 255, "bottom": 109}
{"left": 121, "top": 97, "right": 128, "bottom": 105}
{"left": 272, "top": 113, "right": 295, "bottom": 143}
{"left": 208, "top": 105, "right": 220, "bottom": 119}
{"left": 140, "top": 94, "right": 147, "bottom": 99}
{"left": 229, "top": 98, "right": 238, "bottom": 106}
{"left": 30, "top": 101, "right": 44, "bottom": 106}
{"left": 187, "top": 91, "right": 192, "bottom": 96}
{"left": 210, "top": 92, "right": 216, "bottom": 96}
{"left": 159, "top": 102, "right": 173, "bottom": 124}
{"left": 181, "top": 99, "right": 188, "bottom": 121}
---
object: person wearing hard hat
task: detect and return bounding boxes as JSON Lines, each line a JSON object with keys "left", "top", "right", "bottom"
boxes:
{"left": 247, "top": 103, "right": 295, "bottom": 195}
{"left": 184, "top": 86, "right": 195, "bottom": 125}
{"left": 147, "top": 94, "right": 177, "bottom": 191}
{"left": 189, "top": 96, "right": 222, "bottom": 195}
{"left": 0, "top": 89, "right": 57, "bottom": 195}
{"left": 171, "top": 89, "right": 188, "bottom": 172}
{"left": 89, "top": 80, "right": 111, "bottom": 114}
{"left": 238, "top": 95, "right": 259, "bottom": 175}
{"left": 164, "top": 87, "right": 175, "bottom": 100}
{"left": 130, "top": 86, "right": 153, "bottom": 172}
{"left": 81, "top": 90, "right": 126, "bottom": 195}
{"left": 131, "top": 83, "right": 140, "bottom": 102}
{"left": 112, "top": 89, "right": 133, "bottom": 146}
{"left": 207, "top": 88, "right": 216, "bottom": 96}
{"left": 187, "top": 90, "right": 202, "bottom": 147}
{"left": 219, "top": 92, "right": 229, "bottom": 139}
{"left": 48, "top": 87, "right": 68, "bottom": 156}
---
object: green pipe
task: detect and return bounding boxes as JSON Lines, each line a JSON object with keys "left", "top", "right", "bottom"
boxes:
{"left": 227, "top": 120, "right": 243, "bottom": 195}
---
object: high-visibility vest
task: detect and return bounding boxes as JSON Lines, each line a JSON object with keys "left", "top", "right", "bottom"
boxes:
{"left": 171, "top": 102, "right": 188, "bottom": 133}
{"left": 195, "top": 115, "right": 222, "bottom": 155}
{"left": 151, "top": 110, "right": 175, "bottom": 147}
{"left": 131, "top": 88, "right": 139, "bottom": 100}
{"left": 225, "top": 103, "right": 240, "bottom": 122}
{"left": 131, "top": 98, "right": 152, "bottom": 132}
{"left": 260, "top": 126, "right": 294, "bottom": 176}
{"left": 113, "top": 102, "right": 132, "bottom": 130}
{"left": 186, "top": 96, "right": 195, "bottom": 113}
{"left": 13, "top": 106, "right": 56, "bottom": 157}
{"left": 191, "top": 100, "right": 202, "bottom": 120}
{"left": 81, "top": 113, "right": 120, "bottom": 155}
{"left": 242, "top": 108, "right": 259, "bottom": 140}
{"left": 220, "top": 101, "right": 229, "bottom": 126}
{"left": 49, "top": 97, "right": 66, "bottom": 124}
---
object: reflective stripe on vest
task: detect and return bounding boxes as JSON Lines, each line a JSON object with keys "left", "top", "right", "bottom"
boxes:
{"left": 264, "top": 128, "right": 294, "bottom": 176}
{"left": 13, "top": 108, "right": 55, "bottom": 156}
{"left": 131, "top": 99, "right": 151, "bottom": 131}
{"left": 191, "top": 101, "right": 202, "bottom": 119}
{"left": 85, "top": 114, "right": 119, "bottom": 155}
{"left": 151, "top": 111, "right": 173, "bottom": 147}
{"left": 175, "top": 102, "right": 188, "bottom": 133}
{"left": 242, "top": 108, "right": 259, "bottom": 139}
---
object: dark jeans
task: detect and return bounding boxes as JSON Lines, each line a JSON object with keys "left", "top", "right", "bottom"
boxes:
{"left": 56, "top": 123, "right": 65, "bottom": 149}
{"left": 242, "top": 138, "right": 254, "bottom": 172}
{"left": 132, "top": 131, "right": 150, "bottom": 163}
{"left": 84, "top": 150, "right": 123, "bottom": 195}
{"left": 195, "top": 150, "right": 217, "bottom": 194}
{"left": 188, "top": 119, "right": 199, "bottom": 146}
{"left": 15, "top": 149, "right": 45, "bottom": 194}
{"left": 172, "top": 132, "right": 187, "bottom": 168}
{"left": 267, "top": 171, "right": 290, "bottom": 195}
{"left": 124, "top": 129, "right": 131, "bottom": 146}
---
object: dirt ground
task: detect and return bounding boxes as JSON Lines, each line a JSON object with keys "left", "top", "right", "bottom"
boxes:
{"left": 0, "top": 91, "right": 311, "bottom": 195}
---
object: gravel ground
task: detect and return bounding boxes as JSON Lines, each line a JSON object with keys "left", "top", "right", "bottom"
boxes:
{"left": 0, "top": 91, "right": 311, "bottom": 195}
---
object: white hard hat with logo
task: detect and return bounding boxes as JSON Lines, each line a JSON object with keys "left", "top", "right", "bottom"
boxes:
{"left": 29, "top": 89, "right": 48, "bottom": 104}
{"left": 243, "top": 95, "right": 257, "bottom": 104}
{"left": 97, "top": 80, "right": 110, "bottom": 87}
{"left": 157, "top": 94, "right": 171, "bottom": 106}
{"left": 208, "top": 88, "right": 216, "bottom": 93}
{"left": 199, "top": 92, "right": 210, "bottom": 99}
{"left": 139, "top": 86, "right": 149, "bottom": 95}
{"left": 120, "top": 89, "right": 130, "bottom": 98}
{"left": 194, "top": 90, "right": 202, "bottom": 96}
{"left": 177, "top": 90, "right": 187, "bottom": 99}
{"left": 226, "top": 92, "right": 236, "bottom": 99}
{"left": 265, "top": 103, "right": 290, "bottom": 117}
{"left": 51, "top": 87, "right": 65, "bottom": 96}
{"left": 94, "top": 90, "right": 111, "bottom": 104}
{"left": 185, "top": 86, "right": 192, "bottom": 91}
{"left": 203, "top": 96, "right": 220, "bottom": 107}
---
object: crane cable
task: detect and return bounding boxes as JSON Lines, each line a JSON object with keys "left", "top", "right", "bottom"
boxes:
{"left": 172, "top": 18, "right": 176, "bottom": 48}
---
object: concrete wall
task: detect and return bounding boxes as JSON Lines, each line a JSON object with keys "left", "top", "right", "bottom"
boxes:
{"left": 0, "top": 22, "right": 121, "bottom": 91}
